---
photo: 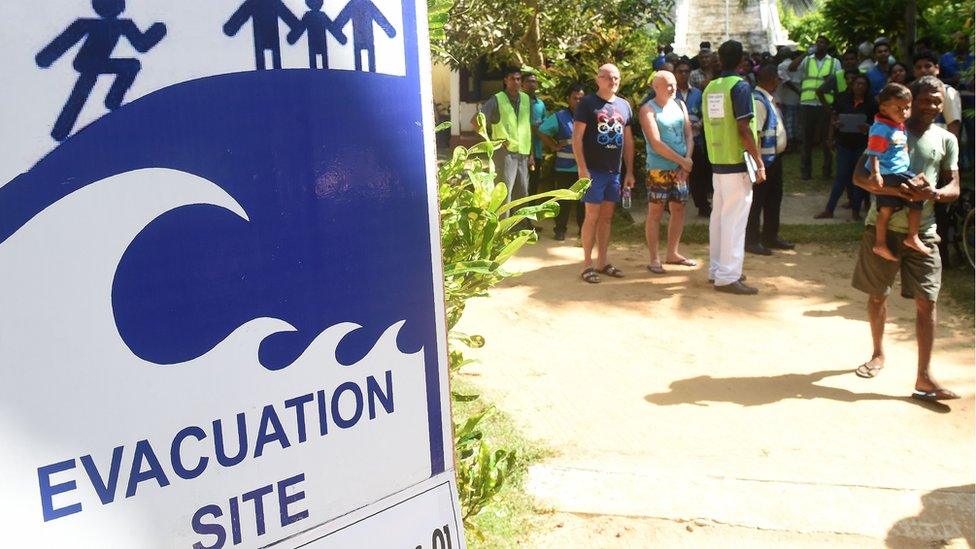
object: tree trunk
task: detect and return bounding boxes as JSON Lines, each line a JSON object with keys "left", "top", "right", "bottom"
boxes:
{"left": 903, "top": 0, "right": 917, "bottom": 57}
{"left": 523, "top": 0, "right": 544, "bottom": 68}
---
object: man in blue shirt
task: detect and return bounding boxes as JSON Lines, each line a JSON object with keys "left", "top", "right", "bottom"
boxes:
{"left": 866, "top": 40, "right": 892, "bottom": 96}
{"left": 939, "top": 33, "right": 974, "bottom": 86}
{"left": 539, "top": 84, "right": 586, "bottom": 240}
{"left": 573, "top": 64, "right": 635, "bottom": 283}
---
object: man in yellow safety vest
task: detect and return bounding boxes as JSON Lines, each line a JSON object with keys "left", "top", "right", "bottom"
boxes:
{"left": 789, "top": 35, "right": 839, "bottom": 180}
{"left": 472, "top": 67, "right": 534, "bottom": 207}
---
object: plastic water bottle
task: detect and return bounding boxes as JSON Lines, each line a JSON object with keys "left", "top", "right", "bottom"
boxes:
{"left": 621, "top": 187, "right": 632, "bottom": 210}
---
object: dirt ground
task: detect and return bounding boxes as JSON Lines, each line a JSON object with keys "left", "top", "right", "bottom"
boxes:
{"left": 457, "top": 220, "right": 975, "bottom": 547}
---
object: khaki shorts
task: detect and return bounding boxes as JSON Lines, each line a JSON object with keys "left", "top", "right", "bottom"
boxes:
{"left": 646, "top": 169, "right": 689, "bottom": 204}
{"left": 851, "top": 226, "right": 942, "bottom": 301}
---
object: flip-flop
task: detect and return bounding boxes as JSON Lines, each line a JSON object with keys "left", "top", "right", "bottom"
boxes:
{"left": 665, "top": 258, "right": 698, "bottom": 267}
{"left": 647, "top": 264, "right": 666, "bottom": 275}
{"left": 581, "top": 267, "right": 600, "bottom": 284}
{"left": 911, "top": 389, "right": 960, "bottom": 402}
{"left": 854, "top": 362, "right": 883, "bottom": 378}
{"left": 600, "top": 264, "right": 625, "bottom": 278}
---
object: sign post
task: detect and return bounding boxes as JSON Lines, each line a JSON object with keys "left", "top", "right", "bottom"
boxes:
{"left": 0, "top": 1, "right": 463, "bottom": 547}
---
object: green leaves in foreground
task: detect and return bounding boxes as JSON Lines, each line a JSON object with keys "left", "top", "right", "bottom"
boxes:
{"left": 440, "top": 115, "right": 588, "bottom": 332}
{"left": 454, "top": 407, "right": 517, "bottom": 539}
{"left": 438, "top": 120, "right": 587, "bottom": 536}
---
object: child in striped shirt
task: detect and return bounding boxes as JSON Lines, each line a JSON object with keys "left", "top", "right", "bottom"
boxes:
{"left": 866, "top": 83, "right": 931, "bottom": 260}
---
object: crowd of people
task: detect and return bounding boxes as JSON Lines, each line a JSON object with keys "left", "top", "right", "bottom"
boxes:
{"left": 474, "top": 33, "right": 969, "bottom": 401}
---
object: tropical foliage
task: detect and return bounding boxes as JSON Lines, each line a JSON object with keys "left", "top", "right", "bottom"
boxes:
{"left": 438, "top": 0, "right": 673, "bottom": 70}
{"left": 781, "top": 0, "right": 974, "bottom": 54}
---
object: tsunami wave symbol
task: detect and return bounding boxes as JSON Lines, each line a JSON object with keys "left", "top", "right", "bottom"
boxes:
{"left": 0, "top": 167, "right": 416, "bottom": 371}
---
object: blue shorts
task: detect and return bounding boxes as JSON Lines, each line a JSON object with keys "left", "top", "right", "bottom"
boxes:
{"left": 583, "top": 170, "right": 621, "bottom": 204}
{"left": 876, "top": 171, "right": 922, "bottom": 211}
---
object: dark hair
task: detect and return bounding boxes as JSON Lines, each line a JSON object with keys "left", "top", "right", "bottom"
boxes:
{"left": 674, "top": 58, "right": 692, "bottom": 71}
{"left": 757, "top": 61, "right": 779, "bottom": 82}
{"left": 851, "top": 73, "right": 870, "bottom": 88}
{"left": 909, "top": 75, "right": 946, "bottom": 98}
{"left": 914, "top": 36, "right": 935, "bottom": 49}
{"left": 912, "top": 50, "right": 940, "bottom": 66}
{"left": 567, "top": 83, "right": 585, "bottom": 96}
{"left": 888, "top": 62, "right": 910, "bottom": 79}
{"left": 877, "top": 82, "right": 911, "bottom": 104}
{"left": 718, "top": 40, "right": 744, "bottom": 71}
{"left": 844, "top": 68, "right": 861, "bottom": 77}
{"left": 700, "top": 41, "right": 711, "bottom": 49}
{"left": 502, "top": 66, "right": 522, "bottom": 78}
{"left": 842, "top": 48, "right": 859, "bottom": 58}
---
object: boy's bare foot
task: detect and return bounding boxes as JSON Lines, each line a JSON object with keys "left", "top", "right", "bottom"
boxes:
{"left": 872, "top": 245, "right": 898, "bottom": 261}
{"left": 903, "top": 235, "right": 932, "bottom": 255}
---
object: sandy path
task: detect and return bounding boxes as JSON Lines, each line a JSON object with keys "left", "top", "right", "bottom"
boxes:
{"left": 457, "top": 228, "right": 974, "bottom": 547}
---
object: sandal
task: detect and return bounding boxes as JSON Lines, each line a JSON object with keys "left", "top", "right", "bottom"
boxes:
{"left": 600, "top": 264, "right": 625, "bottom": 278}
{"left": 581, "top": 267, "right": 600, "bottom": 284}
{"left": 854, "top": 362, "right": 883, "bottom": 378}
{"left": 665, "top": 258, "right": 698, "bottom": 267}
{"left": 647, "top": 264, "right": 666, "bottom": 274}
{"left": 911, "top": 388, "right": 960, "bottom": 401}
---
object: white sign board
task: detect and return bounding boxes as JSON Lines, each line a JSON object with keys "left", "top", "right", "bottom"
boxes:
{"left": 0, "top": 1, "right": 462, "bottom": 547}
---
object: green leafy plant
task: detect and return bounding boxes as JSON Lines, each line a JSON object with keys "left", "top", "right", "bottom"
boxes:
{"left": 438, "top": 116, "right": 587, "bottom": 538}
{"left": 784, "top": 0, "right": 975, "bottom": 55}
{"left": 437, "top": 0, "right": 673, "bottom": 70}
{"left": 427, "top": 0, "right": 454, "bottom": 61}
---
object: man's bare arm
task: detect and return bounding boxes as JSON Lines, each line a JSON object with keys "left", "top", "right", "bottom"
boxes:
{"left": 572, "top": 121, "right": 589, "bottom": 178}
{"left": 933, "top": 169, "right": 960, "bottom": 203}
{"left": 852, "top": 153, "right": 922, "bottom": 198}
{"left": 948, "top": 121, "right": 961, "bottom": 139}
{"left": 788, "top": 54, "right": 804, "bottom": 72}
{"left": 622, "top": 125, "right": 635, "bottom": 187}
{"left": 538, "top": 131, "right": 560, "bottom": 152}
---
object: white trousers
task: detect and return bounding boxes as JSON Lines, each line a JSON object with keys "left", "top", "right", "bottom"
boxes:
{"left": 709, "top": 172, "right": 753, "bottom": 286}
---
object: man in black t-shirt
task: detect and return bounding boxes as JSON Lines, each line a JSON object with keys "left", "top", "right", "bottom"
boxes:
{"left": 572, "top": 63, "right": 635, "bottom": 283}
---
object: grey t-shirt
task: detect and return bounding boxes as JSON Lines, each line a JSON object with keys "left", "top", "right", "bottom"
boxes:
{"left": 864, "top": 124, "right": 959, "bottom": 236}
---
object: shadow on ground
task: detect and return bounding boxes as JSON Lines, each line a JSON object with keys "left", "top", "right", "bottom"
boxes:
{"left": 886, "top": 484, "right": 975, "bottom": 548}
{"left": 643, "top": 369, "right": 952, "bottom": 413}
{"left": 500, "top": 237, "right": 971, "bottom": 349}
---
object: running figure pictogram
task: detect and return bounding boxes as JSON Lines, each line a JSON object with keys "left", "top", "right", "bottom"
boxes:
{"left": 35, "top": 0, "right": 166, "bottom": 141}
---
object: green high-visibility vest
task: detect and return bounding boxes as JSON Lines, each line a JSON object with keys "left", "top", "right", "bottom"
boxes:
{"left": 835, "top": 69, "right": 848, "bottom": 94}
{"left": 491, "top": 91, "right": 532, "bottom": 155}
{"left": 702, "top": 75, "right": 758, "bottom": 165}
{"left": 801, "top": 55, "right": 837, "bottom": 104}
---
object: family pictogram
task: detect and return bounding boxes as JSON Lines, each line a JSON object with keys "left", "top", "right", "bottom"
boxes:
{"left": 224, "top": 0, "right": 397, "bottom": 72}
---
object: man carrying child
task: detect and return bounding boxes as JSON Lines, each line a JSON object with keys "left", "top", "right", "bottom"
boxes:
{"left": 850, "top": 76, "right": 961, "bottom": 401}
